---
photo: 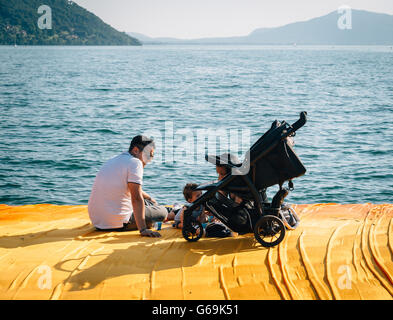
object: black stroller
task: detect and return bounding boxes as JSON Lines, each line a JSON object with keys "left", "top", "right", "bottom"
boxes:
{"left": 182, "top": 112, "right": 308, "bottom": 247}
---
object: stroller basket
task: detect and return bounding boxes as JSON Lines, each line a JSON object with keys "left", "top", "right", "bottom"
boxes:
{"left": 205, "top": 192, "right": 259, "bottom": 235}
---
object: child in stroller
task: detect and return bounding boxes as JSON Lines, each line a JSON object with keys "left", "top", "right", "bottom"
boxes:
{"left": 173, "top": 182, "right": 234, "bottom": 238}
{"left": 215, "top": 153, "right": 244, "bottom": 204}
{"left": 182, "top": 112, "right": 307, "bottom": 247}
{"left": 173, "top": 183, "right": 207, "bottom": 229}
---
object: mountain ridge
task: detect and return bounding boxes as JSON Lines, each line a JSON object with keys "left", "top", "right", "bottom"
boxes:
{"left": 0, "top": 0, "right": 141, "bottom": 45}
{"left": 129, "top": 9, "right": 393, "bottom": 45}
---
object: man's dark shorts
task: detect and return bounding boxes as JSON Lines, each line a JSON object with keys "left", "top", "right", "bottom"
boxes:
{"left": 95, "top": 199, "right": 168, "bottom": 232}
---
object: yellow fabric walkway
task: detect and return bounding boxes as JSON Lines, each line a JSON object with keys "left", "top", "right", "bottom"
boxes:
{"left": 0, "top": 203, "right": 392, "bottom": 300}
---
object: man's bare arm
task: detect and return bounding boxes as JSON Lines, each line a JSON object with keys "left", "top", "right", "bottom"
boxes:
{"left": 128, "top": 182, "right": 145, "bottom": 230}
{"left": 128, "top": 182, "right": 160, "bottom": 237}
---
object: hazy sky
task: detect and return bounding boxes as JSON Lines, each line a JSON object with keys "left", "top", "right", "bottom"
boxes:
{"left": 73, "top": 0, "right": 393, "bottom": 39}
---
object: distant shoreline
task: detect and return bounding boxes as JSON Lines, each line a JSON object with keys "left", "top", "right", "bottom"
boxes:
{"left": 128, "top": 9, "right": 393, "bottom": 47}
{"left": 0, "top": 44, "right": 143, "bottom": 47}
{"left": 2, "top": 44, "right": 392, "bottom": 47}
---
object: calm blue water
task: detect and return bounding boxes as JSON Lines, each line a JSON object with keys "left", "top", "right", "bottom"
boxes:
{"left": 0, "top": 45, "right": 392, "bottom": 206}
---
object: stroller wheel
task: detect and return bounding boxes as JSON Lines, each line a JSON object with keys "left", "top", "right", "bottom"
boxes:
{"left": 182, "top": 220, "right": 204, "bottom": 242}
{"left": 254, "top": 215, "right": 286, "bottom": 247}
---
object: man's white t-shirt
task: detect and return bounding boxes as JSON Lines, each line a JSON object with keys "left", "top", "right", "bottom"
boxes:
{"left": 88, "top": 151, "right": 143, "bottom": 229}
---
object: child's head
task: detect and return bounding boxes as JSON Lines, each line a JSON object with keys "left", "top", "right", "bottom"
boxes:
{"left": 216, "top": 164, "right": 230, "bottom": 178}
{"left": 215, "top": 153, "right": 240, "bottom": 178}
{"left": 183, "top": 183, "right": 201, "bottom": 203}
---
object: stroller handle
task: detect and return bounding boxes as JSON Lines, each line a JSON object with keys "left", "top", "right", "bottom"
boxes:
{"left": 283, "top": 111, "right": 307, "bottom": 138}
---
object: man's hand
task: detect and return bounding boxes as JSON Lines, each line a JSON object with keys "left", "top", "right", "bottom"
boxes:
{"left": 140, "top": 228, "right": 161, "bottom": 238}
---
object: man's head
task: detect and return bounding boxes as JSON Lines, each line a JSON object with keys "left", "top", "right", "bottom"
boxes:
{"left": 129, "top": 135, "right": 155, "bottom": 166}
{"left": 183, "top": 183, "right": 201, "bottom": 203}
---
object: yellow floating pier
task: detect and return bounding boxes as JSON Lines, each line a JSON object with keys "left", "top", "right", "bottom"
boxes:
{"left": 0, "top": 203, "right": 392, "bottom": 300}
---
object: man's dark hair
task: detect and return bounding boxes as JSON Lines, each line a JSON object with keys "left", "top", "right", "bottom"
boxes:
{"left": 129, "top": 135, "right": 155, "bottom": 152}
{"left": 183, "top": 183, "right": 198, "bottom": 201}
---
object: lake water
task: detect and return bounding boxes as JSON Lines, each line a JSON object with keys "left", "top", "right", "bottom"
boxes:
{"left": 0, "top": 45, "right": 392, "bottom": 206}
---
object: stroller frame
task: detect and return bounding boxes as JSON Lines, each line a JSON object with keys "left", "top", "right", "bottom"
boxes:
{"left": 182, "top": 112, "right": 308, "bottom": 247}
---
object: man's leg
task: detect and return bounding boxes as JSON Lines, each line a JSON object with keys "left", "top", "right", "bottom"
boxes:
{"left": 144, "top": 199, "right": 168, "bottom": 224}
{"left": 123, "top": 199, "right": 168, "bottom": 231}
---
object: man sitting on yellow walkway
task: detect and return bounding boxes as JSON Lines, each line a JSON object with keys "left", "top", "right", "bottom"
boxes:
{"left": 88, "top": 135, "right": 167, "bottom": 237}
